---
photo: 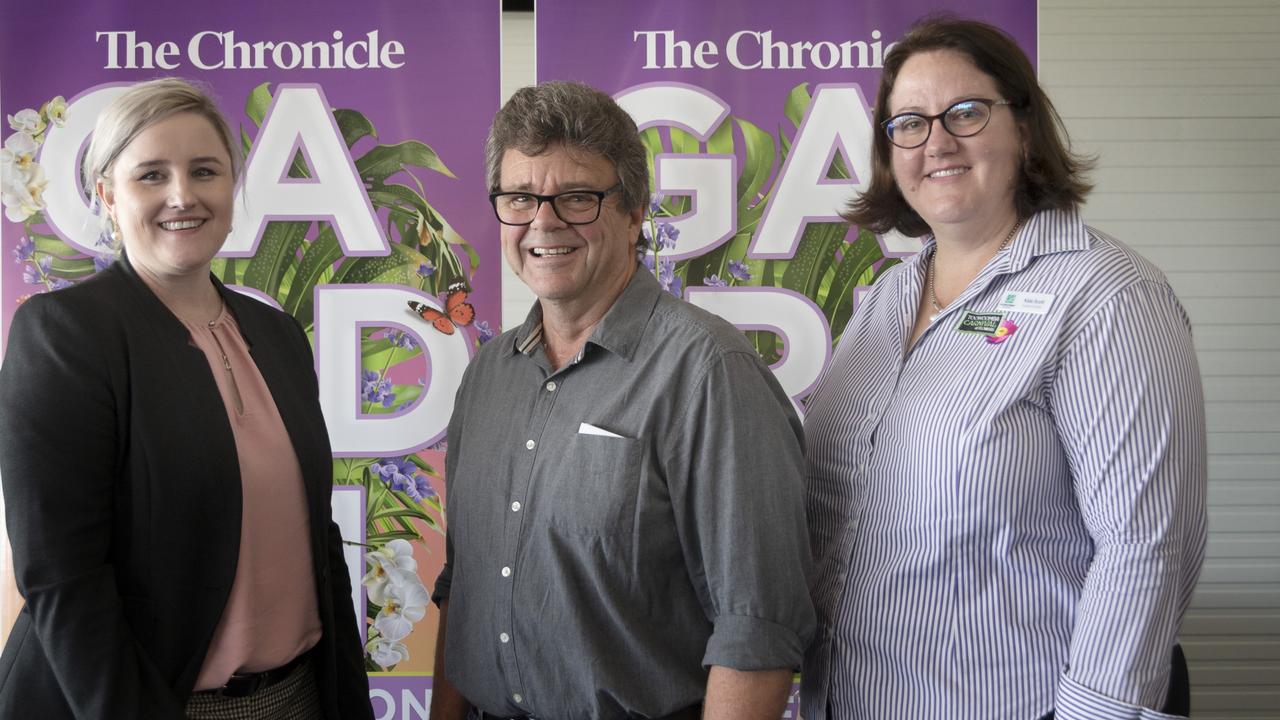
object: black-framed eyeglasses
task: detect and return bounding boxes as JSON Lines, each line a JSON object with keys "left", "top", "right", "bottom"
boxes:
{"left": 882, "top": 98, "right": 1014, "bottom": 149}
{"left": 489, "top": 183, "right": 623, "bottom": 226}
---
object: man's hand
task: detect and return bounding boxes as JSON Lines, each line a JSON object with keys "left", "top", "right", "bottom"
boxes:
{"left": 703, "top": 666, "right": 793, "bottom": 720}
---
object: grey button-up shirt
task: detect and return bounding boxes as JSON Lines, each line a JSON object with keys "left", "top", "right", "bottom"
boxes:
{"left": 433, "top": 267, "right": 815, "bottom": 720}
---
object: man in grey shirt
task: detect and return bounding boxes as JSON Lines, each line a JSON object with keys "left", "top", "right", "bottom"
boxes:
{"left": 428, "top": 81, "right": 815, "bottom": 720}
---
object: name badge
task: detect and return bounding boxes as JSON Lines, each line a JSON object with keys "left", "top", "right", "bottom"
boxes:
{"left": 954, "top": 311, "right": 1005, "bottom": 335}
{"left": 995, "top": 291, "right": 1055, "bottom": 315}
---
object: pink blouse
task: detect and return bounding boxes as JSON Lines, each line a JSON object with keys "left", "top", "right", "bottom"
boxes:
{"left": 182, "top": 307, "right": 323, "bottom": 690}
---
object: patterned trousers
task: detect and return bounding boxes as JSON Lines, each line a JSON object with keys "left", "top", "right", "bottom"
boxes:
{"left": 185, "top": 659, "right": 322, "bottom": 720}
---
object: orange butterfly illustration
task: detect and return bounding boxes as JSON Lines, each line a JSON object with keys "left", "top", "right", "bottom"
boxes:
{"left": 408, "top": 283, "right": 475, "bottom": 335}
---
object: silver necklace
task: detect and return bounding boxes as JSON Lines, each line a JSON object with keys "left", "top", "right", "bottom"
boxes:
{"left": 928, "top": 216, "right": 1024, "bottom": 321}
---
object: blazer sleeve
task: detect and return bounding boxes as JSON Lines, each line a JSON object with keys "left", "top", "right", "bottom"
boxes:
{"left": 0, "top": 294, "right": 184, "bottom": 718}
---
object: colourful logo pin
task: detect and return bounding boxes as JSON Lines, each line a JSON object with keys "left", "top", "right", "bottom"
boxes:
{"left": 986, "top": 318, "right": 1018, "bottom": 344}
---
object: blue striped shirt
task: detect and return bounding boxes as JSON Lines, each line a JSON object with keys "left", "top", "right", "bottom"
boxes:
{"left": 801, "top": 209, "right": 1207, "bottom": 720}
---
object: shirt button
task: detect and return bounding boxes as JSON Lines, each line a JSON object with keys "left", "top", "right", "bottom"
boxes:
{"left": 513, "top": 693, "right": 523, "bottom": 703}
{"left": 545, "top": 381, "right": 557, "bottom": 392}
{"left": 500, "top": 632, "right": 510, "bottom": 643}
{"left": 525, "top": 439, "right": 535, "bottom": 450}
{"left": 501, "top": 566, "right": 512, "bottom": 577}
{"left": 511, "top": 501, "right": 522, "bottom": 512}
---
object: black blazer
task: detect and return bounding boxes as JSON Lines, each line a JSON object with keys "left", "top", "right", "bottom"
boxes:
{"left": 0, "top": 257, "right": 372, "bottom": 719}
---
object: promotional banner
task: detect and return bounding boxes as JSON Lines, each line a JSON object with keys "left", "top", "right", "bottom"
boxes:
{"left": 539, "top": 0, "right": 1035, "bottom": 420}
{"left": 538, "top": 2, "right": 1035, "bottom": 715}
{"left": 1, "top": 1, "right": 499, "bottom": 713}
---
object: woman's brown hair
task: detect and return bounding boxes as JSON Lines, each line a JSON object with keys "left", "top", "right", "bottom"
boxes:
{"left": 844, "top": 16, "right": 1093, "bottom": 237}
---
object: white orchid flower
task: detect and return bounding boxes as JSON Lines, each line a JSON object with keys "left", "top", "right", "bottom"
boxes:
{"left": 7, "top": 109, "right": 44, "bottom": 136}
{"left": 2, "top": 164, "right": 46, "bottom": 223}
{"left": 372, "top": 577, "right": 431, "bottom": 642}
{"left": 361, "top": 538, "right": 418, "bottom": 605}
{"left": 3, "top": 186, "right": 36, "bottom": 223}
{"left": 1, "top": 152, "right": 23, "bottom": 183}
{"left": 42, "top": 96, "right": 67, "bottom": 127}
{"left": 3, "top": 132, "right": 39, "bottom": 170}
{"left": 366, "top": 636, "right": 411, "bottom": 669}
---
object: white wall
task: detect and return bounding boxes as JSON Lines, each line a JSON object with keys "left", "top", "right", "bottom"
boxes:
{"left": 1040, "top": 0, "right": 1280, "bottom": 715}
{"left": 500, "top": 12, "right": 538, "bottom": 327}
{"left": 500, "top": 2, "right": 1280, "bottom": 715}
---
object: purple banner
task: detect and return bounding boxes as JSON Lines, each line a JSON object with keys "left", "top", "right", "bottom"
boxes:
{"left": 1, "top": 0, "right": 500, "bottom": 702}
{"left": 538, "top": 0, "right": 1035, "bottom": 416}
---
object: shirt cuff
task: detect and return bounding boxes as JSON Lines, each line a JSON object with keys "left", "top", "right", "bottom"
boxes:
{"left": 1056, "top": 674, "right": 1187, "bottom": 720}
{"left": 702, "top": 613, "right": 805, "bottom": 672}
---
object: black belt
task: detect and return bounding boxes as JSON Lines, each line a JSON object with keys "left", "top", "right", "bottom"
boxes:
{"left": 195, "top": 652, "right": 309, "bottom": 698}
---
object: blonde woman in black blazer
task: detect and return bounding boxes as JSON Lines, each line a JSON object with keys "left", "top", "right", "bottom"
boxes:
{"left": 0, "top": 79, "right": 372, "bottom": 719}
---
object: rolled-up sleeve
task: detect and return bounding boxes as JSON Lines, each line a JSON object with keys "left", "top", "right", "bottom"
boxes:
{"left": 1051, "top": 279, "right": 1207, "bottom": 718}
{"left": 663, "top": 349, "right": 816, "bottom": 671}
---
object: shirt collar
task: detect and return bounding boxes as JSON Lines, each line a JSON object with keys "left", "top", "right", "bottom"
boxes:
{"left": 507, "top": 263, "right": 662, "bottom": 363}
{"left": 915, "top": 207, "right": 1091, "bottom": 271}
{"left": 1006, "top": 208, "right": 1091, "bottom": 270}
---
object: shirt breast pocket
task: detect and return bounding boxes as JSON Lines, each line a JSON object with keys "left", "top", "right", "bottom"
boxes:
{"left": 546, "top": 433, "right": 643, "bottom": 537}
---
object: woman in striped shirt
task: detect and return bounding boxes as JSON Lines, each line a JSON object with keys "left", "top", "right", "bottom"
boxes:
{"left": 802, "top": 18, "right": 1207, "bottom": 720}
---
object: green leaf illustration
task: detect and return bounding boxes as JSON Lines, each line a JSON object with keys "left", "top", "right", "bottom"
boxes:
{"left": 334, "top": 108, "right": 377, "bottom": 147}
{"left": 283, "top": 225, "right": 343, "bottom": 324}
{"left": 356, "top": 140, "right": 455, "bottom": 184}
{"left": 244, "top": 82, "right": 273, "bottom": 126}
{"left": 784, "top": 83, "right": 810, "bottom": 129}
{"left": 243, "top": 220, "right": 308, "bottom": 301}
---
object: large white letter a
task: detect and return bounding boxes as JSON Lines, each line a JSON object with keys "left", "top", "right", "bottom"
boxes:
{"left": 223, "top": 83, "right": 389, "bottom": 257}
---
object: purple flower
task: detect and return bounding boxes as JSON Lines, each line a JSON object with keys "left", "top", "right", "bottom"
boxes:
{"left": 656, "top": 258, "right": 682, "bottom": 298}
{"left": 414, "top": 475, "right": 437, "bottom": 501}
{"left": 386, "top": 329, "right": 417, "bottom": 350}
{"left": 727, "top": 259, "right": 752, "bottom": 282}
{"left": 648, "top": 192, "right": 665, "bottom": 216}
{"left": 362, "top": 369, "right": 396, "bottom": 407}
{"left": 475, "top": 320, "right": 495, "bottom": 344}
{"left": 22, "top": 255, "right": 51, "bottom": 285}
{"left": 370, "top": 456, "right": 437, "bottom": 503}
{"left": 646, "top": 222, "right": 677, "bottom": 252}
{"left": 704, "top": 274, "right": 728, "bottom": 287}
{"left": 12, "top": 236, "right": 34, "bottom": 264}
{"left": 644, "top": 255, "right": 683, "bottom": 297}
{"left": 416, "top": 261, "right": 435, "bottom": 278}
{"left": 93, "top": 255, "right": 114, "bottom": 272}
{"left": 662, "top": 223, "right": 680, "bottom": 247}
{"left": 48, "top": 277, "right": 72, "bottom": 290}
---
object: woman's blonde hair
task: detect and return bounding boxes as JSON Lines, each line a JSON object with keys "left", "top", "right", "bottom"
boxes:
{"left": 83, "top": 77, "right": 241, "bottom": 237}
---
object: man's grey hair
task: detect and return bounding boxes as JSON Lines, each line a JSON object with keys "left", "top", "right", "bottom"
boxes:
{"left": 485, "top": 81, "right": 649, "bottom": 217}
